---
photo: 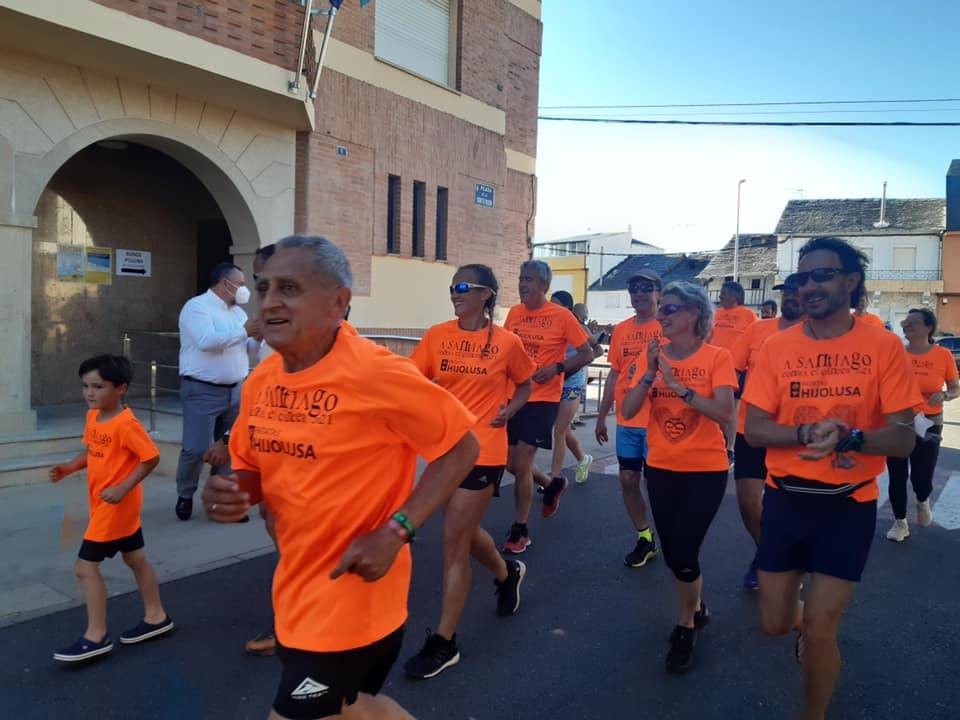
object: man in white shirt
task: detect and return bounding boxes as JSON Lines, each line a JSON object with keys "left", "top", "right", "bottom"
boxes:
{"left": 175, "top": 262, "right": 259, "bottom": 520}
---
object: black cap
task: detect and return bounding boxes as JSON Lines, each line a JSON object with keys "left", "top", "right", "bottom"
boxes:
{"left": 627, "top": 269, "right": 662, "bottom": 290}
{"left": 773, "top": 282, "right": 798, "bottom": 292}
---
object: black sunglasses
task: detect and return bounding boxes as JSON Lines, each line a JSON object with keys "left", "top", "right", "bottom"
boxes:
{"left": 628, "top": 282, "right": 658, "bottom": 294}
{"left": 659, "top": 303, "right": 692, "bottom": 316}
{"left": 449, "top": 282, "right": 492, "bottom": 294}
{"left": 784, "top": 267, "right": 846, "bottom": 288}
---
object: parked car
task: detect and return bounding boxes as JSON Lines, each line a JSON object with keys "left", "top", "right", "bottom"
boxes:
{"left": 935, "top": 336, "right": 960, "bottom": 369}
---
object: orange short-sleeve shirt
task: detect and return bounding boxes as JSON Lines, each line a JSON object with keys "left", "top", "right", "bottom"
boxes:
{"left": 607, "top": 316, "right": 662, "bottom": 428}
{"left": 410, "top": 321, "right": 535, "bottom": 466}
{"left": 505, "top": 302, "right": 589, "bottom": 403}
{"left": 743, "top": 322, "right": 923, "bottom": 502}
{"left": 711, "top": 305, "right": 757, "bottom": 349}
{"left": 229, "top": 331, "right": 476, "bottom": 653}
{"left": 729, "top": 318, "right": 786, "bottom": 434}
{"left": 909, "top": 344, "right": 959, "bottom": 416}
{"left": 82, "top": 408, "right": 159, "bottom": 542}
{"left": 855, "top": 312, "right": 886, "bottom": 330}
{"left": 631, "top": 343, "right": 738, "bottom": 473}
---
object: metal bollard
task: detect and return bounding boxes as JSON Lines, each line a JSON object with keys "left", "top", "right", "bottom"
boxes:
{"left": 150, "top": 360, "right": 158, "bottom": 434}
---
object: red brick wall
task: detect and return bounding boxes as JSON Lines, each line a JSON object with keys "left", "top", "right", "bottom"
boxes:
{"left": 503, "top": 4, "right": 542, "bottom": 158}
{"left": 92, "top": 0, "right": 305, "bottom": 70}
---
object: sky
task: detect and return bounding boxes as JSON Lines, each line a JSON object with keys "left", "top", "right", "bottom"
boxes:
{"left": 534, "top": 0, "right": 960, "bottom": 253}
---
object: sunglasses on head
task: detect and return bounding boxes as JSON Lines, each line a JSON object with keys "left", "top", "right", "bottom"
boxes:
{"left": 449, "top": 282, "right": 491, "bottom": 294}
{"left": 628, "top": 282, "right": 658, "bottom": 294}
{"left": 784, "top": 267, "right": 846, "bottom": 288}
{"left": 660, "top": 303, "right": 692, "bottom": 316}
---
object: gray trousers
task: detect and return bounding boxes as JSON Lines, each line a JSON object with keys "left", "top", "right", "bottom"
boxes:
{"left": 175, "top": 378, "right": 241, "bottom": 499}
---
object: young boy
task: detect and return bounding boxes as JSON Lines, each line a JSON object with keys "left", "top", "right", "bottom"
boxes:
{"left": 49, "top": 354, "right": 173, "bottom": 663}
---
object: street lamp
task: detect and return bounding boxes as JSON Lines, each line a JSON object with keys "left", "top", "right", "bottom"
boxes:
{"left": 733, "top": 179, "right": 746, "bottom": 283}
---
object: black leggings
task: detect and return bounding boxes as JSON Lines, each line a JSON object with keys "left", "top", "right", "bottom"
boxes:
{"left": 886, "top": 426, "right": 941, "bottom": 520}
{"left": 645, "top": 465, "right": 728, "bottom": 583}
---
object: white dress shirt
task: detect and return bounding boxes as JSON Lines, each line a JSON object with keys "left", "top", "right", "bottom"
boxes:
{"left": 178, "top": 290, "right": 250, "bottom": 384}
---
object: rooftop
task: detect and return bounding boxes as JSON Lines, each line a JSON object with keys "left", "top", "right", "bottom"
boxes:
{"left": 534, "top": 232, "right": 663, "bottom": 251}
{"left": 697, "top": 234, "right": 778, "bottom": 279}
{"left": 775, "top": 198, "right": 945, "bottom": 235}
{"left": 590, "top": 252, "right": 712, "bottom": 291}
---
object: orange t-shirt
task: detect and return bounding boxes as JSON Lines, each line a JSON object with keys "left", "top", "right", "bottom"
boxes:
{"left": 855, "top": 312, "right": 885, "bottom": 330}
{"left": 410, "top": 321, "right": 535, "bottom": 466}
{"left": 631, "top": 343, "right": 738, "bottom": 472}
{"left": 82, "top": 408, "right": 159, "bottom": 542}
{"left": 908, "top": 344, "right": 959, "bottom": 416}
{"left": 607, "top": 316, "right": 662, "bottom": 428}
{"left": 711, "top": 305, "right": 757, "bottom": 349}
{"left": 504, "top": 302, "right": 589, "bottom": 403}
{"left": 743, "top": 322, "right": 922, "bottom": 502}
{"left": 730, "top": 318, "right": 789, "bottom": 434}
{"left": 229, "top": 331, "right": 476, "bottom": 653}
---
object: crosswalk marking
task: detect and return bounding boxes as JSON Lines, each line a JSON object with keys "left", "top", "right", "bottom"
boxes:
{"left": 604, "top": 463, "right": 620, "bottom": 475}
{"left": 934, "top": 473, "right": 960, "bottom": 530}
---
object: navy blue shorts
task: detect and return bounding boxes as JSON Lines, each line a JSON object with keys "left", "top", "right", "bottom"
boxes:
{"left": 757, "top": 487, "right": 877, "bottom": 582}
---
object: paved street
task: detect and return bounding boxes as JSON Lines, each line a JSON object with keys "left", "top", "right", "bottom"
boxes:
{"left": 3, "top": 412, "right": 960, "bottom": 719}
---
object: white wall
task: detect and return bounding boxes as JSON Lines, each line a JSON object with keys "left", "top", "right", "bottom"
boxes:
{"left": 588, "top": 289, "right": 635, "bottom": 325}
{"left": 776, "top": 234, "right": 940, "bottom": 279}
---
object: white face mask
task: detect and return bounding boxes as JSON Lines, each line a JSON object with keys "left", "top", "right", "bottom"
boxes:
{"left": 225, "top": 279, "right": 250, "bottom": 305}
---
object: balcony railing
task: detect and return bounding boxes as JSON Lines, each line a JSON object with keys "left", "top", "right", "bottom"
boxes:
{"left": 777, "top": 269, "right": 940, "bottom": 282}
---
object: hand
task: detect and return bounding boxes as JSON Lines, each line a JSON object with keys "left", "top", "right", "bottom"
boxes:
{"left": 202, "top": 473, "right": 252, "bottom": 523}
{"left": 49, "top": 465, "right": 69, "bottom": 483}
{"left": 99, "top": 484, "right": 129, "bottom": 504}
{"left": 244, "top": 318, "right": 261, "bottom": 338}
{"left": 532, "top": 365, "right": 558, "bottom": 384}
{"left": 203, "top": 440, "right": 230, "bottom": 467}
{"left": 595, "top": 417, "right": 608, "bottom": 445}
{"left": 330, "top": 527, "right": 405, "bottom": 582}
{"left": 799, "top": 419, "right": 845, "bottom": 460}
{"left": 927, "top": 392, "right": 946, "bottom": 407}
{"left": 646, "top": 338, "right": 661, "bottom": 371}
{"left": 657, "top": 352, "right": 684, "bottom": 394}
{"left": 489, "top": 404, "right": 511, "bottom": 428}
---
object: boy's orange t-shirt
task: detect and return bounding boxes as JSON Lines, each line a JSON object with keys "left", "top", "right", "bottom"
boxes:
{"left": 410, "top": 321, "right": 535, "bottom": 466}
{"left": 711, "top": 305, "right": 757, "bottom": 349}
{"left": 607, "top": 316, "right": 662, "bottom": 428}
{"left": 82, "top": 408, "right": 159, "bottom": 542}
{"left": 630, "top": 343, "right": 738, "bottom": 472}
{"left": 730, "top": 318, "right": 786, "bottom": 434}
{"left": 743, "top": 322, "right": 922, "bottom": 502}
{"left": 504, "top": 302, "right": 589, "bottom": 403}
{"left": 908, "top": 344, "right": 959, "bottom": 416}
{"left": 229, "top": 331, "right": 476, "bottom": 653}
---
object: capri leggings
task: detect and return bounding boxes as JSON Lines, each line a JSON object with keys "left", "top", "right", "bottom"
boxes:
{"left": 645, "top": 465, "right": 728, "bottom": 583}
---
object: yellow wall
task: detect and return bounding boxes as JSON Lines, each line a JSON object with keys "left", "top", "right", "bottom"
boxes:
{"left": 543, "top": 256, "right": 589, "bottom": 304}
{"left": 349, "top": 256, "right": 458, "bottom": 329}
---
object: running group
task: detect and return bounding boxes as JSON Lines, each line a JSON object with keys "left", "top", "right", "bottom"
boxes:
{"left": 51, "top": 234, "right": 955, "bottom": 720}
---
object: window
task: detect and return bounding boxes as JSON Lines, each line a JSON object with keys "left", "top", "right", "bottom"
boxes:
{"left": 893, "top": 246, "right": 917, "bottom": 271}
{"left": 412, "top": 181, "right": 426, "bottom": 257}
{"left": 375, "top": 0, "right": 455, "bottom": 87}
{"left": 750, "top": 278, "right": 762, "bottom": 290}
{"left": 387, "top": 175, "right": 401, "bottom": 254}
{"left": 435, "top": 186, "right": 448, "bottom": 261}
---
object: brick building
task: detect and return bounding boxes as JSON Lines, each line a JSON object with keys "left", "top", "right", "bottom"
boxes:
{"left": 0, "top": 0, "right": 542, "bottom": 427}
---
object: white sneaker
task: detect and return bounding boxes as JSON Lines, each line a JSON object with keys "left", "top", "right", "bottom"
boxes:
{"left": 886, "top": 518, "right": 910, "bottom": 543}
{"left": 575, "top": 454, "right": 593, "bottom": 484}
{"left": 917, "top": 500, "right": 933, "bottom": 528}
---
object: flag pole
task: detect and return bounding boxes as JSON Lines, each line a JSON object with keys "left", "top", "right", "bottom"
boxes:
{"left": 310, "top": 0, "right": 341, "bottom": 99}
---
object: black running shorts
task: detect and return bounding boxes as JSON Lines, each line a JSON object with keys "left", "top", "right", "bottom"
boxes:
{"left": 507, "top": 401, "right": 559, "bottom": 449}
{"left": 733, "top": 433, "right": 767, "bottom": 481}
{"left": 273, "top": 626, "right": 404, "bottom": 719}
{"left": 78, "top": 528, "right": 144, "bottom": 562}
{"left": 460, "top": 465, "right": 506, "bottom": 496}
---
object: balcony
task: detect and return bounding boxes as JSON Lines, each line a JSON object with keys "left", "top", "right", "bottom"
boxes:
{"left": 864, "top": 269, "right": 939, "bottom": 280}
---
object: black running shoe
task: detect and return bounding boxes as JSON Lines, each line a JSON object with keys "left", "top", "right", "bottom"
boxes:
{"left": 494, "top": 560, "right": 526, "bottom": 616}
{"left": 666, "top": 625, "right": 696, "bottom": 674}
{"left": 403, "top": 632, "right": 460, "bottom": 680}
{"left": 120, "top": 616, "right": 174, "bottom": 644}
{"left": 175, "top": 497, "right": 192, "bottom": 521}
{"left": 694, "top": 602, "right": 710, "bottom": 629}
{"left": 53, "top": 634, "right": 113, "bottom": 663}
{"left": 624, "top": 536, "right": 658, "bottom": 567}
{"left": 542, "top": 477, "right": 568, "bottom": 518}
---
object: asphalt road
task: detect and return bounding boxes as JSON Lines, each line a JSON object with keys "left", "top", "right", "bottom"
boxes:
{"left": 3, "top": 471, "right": 958, "bottom": 720}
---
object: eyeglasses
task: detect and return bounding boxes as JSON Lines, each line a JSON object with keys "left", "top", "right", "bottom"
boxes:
{"left": 784, "top": 267, "right": 846, "bottom": 288}
{"left": 628, "top": 282, "right": 658, "bottom": 294}
{"left": 449, "top": 282, "right": 492, "bottom": 294}
{"left": 659, "top": 303, "right": 692, "bottom": 316}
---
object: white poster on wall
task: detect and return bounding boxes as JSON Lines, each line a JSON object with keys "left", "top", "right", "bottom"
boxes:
{"left": 116, "top": 249, "right": 152, "bottom": 277}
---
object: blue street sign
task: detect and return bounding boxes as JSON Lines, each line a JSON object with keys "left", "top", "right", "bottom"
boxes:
{"left": 475, "top": 183, "right": 495, "bottom": 207}
{"left": 336, "top": 145, "right": 348, "bottom": 156}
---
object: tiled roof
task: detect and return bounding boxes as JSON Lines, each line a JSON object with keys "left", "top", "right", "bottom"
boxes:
{"left": 775, "top": 198, "right": 945, "bottom": 235}
{"left": 590, "top": 253, "right": 712, "bottom": 291}
{"left": 697, "top": 234, "right": 778, "bottom": 279}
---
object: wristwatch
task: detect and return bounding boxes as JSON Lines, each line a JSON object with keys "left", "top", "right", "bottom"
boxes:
{"left": 555, "top": 362, "right": 565, "bottom": 376}
{"left": 835, "top": 428, "right": 865, "bottom": 453}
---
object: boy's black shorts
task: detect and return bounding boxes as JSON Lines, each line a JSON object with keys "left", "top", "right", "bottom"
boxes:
{"left": 78, "top": 528, "right": 144, "bottom": 562}
{"left": 273, "top": 626, "right": 404, "bottom": 719}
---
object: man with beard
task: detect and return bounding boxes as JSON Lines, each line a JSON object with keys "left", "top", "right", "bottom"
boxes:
{"left": 729, "top": 282, "right": 804, "bottom": 591}
{"left": 744, "top": 236, "right": 921, "bottom": 720}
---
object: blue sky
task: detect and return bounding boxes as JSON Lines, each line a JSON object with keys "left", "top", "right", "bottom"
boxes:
{"left": 535, "top": 1, "right": 960, "bottom": 252}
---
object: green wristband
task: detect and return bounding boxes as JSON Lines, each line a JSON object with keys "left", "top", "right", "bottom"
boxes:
{"left": 391, "top": 511, "right": 416, "bottom": 541}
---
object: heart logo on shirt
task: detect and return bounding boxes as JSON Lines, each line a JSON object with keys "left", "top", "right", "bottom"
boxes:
{"left": 652, "top": 407, "right": 700, "bottom": 443}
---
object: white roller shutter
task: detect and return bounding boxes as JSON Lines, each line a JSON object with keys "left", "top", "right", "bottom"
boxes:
{"left": 375, "top": 0, "right": 451, "bottom": 86}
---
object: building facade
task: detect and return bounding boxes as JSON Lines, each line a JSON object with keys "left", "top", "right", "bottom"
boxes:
{"left": 697, "top": 234, "right": 777, "bottom": 311}
{"left": 0, "top": 0, "right": 541, "bottom": 428}
{"left": 534, "top": 230, "right": 663, "bottom": 292}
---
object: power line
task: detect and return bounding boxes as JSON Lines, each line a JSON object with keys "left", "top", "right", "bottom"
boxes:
{"left": 538, "top": 116, "right": 960, "bottom": 127}
{"left": 539, "top": 97, "right": 960, "bottom": 110}
{"left": 576, "top": 107, "right": 960, "bottom": 119}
